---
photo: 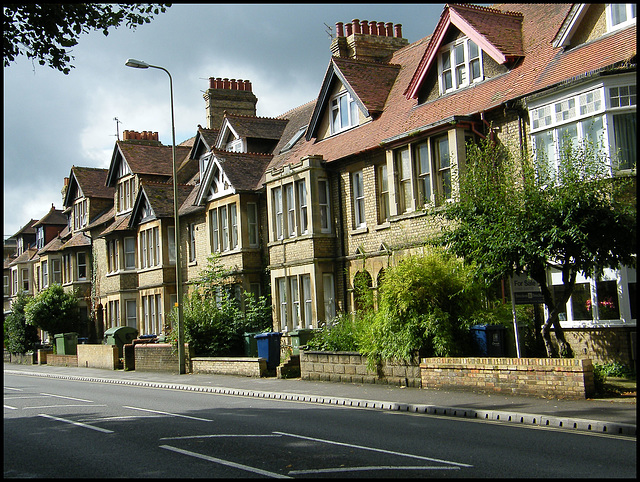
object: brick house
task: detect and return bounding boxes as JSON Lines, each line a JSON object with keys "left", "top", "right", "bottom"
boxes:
{"left": 255, "top": 4, "right": 636, "bottom": 362}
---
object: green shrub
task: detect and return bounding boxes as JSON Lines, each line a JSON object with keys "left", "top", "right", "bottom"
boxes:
{"left": 24, "top": 284, "right": 81, "bottom": 338}
{"left": 306, "top": 312, "right": 362, "bottom": 352}
{"left": 4, "top": 292, "right": 40, "bottom": 354}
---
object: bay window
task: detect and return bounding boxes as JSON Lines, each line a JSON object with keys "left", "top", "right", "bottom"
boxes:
{"left": 208, "top": 202, "right": 239, "bottom": 252}
{"left": 318, "top": 179, "right": 331, "bottom": 233}
{"left": 77, "top": 252, "right": 87, "bottom": 280}
{"left": 376, "top": 164, "right": 390, "bottom": 224}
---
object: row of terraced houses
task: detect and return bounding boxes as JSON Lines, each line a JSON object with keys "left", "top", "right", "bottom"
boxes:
{"left": 4, "top": 4, "right": 637, "bottom": 365}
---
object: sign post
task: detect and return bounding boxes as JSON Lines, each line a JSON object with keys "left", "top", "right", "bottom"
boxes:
{"left": 509, "top": 274, "right": 544, "bottom": 358}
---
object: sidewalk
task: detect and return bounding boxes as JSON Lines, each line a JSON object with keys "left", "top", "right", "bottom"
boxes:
{"left": 4, "top": 363, "right": 636, "bottom": 436}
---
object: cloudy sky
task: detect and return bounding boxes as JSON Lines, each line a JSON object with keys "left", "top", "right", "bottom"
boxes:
{"left": 3, "top": 3, "right": 446, "bottom": 239}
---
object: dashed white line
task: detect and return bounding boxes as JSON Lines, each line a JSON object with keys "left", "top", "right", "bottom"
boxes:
{"left": 161, "top": 434, "right": 282, "bottom": 440}
{"left": 289, "top": 465, "right": 460, "bottom": 474}
{"left": 40, "top": 392, "right": 93, "bottom": 403}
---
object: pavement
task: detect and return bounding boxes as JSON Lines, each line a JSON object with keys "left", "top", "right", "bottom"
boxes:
{"left": 4, "top": 362, "right": 636, "bottom": 437}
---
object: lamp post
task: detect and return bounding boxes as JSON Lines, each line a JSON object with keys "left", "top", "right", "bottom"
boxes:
{"left": 125, "top": 59, "right": 185, "bottom": 374}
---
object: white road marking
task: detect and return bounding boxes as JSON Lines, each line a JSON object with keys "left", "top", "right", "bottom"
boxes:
{"left": 289, "top": 465, "right": 460, "bottom": 474}
{"left": 274, "top": 432, "right": 473, "bottom": 468}
{"left": 4, "top": 405, "right": 18, "bottom": 410}
{"left": 161, "top": 434, "right": 282, "bottom": 440}
{"left": 38, "top": 413, "right": 114, "bottom": 433}
{"left": 41, "top": 392, "right": 93, "bottom": 403}
{"left": 4, "top": 387, "right": 23, "bottom": 391}
{"left": 123, "top": 405, "right": 213, "bottom": 422}
{"left": 160, "top": 445, "right": 291, "bottom": 479}
{"left": 23, "top": 404, "right": 107, "bottom": 410}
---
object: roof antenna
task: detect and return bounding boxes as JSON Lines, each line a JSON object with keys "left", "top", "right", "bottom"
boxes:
{"left": 324, "top": 22, "right": 333, "bottom": 39}
{"left": 113, "top": 117, "right": 122, "bottom": 140}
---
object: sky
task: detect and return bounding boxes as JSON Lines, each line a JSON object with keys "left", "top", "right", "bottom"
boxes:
{"left": 3, "top": 3, "right": 447, "bottom": 239}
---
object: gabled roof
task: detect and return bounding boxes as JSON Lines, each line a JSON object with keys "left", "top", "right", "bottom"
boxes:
{"left": 12, "top": 219, "right": 38, "bottom": 237}
{"left": 217, "top": 113, "right": 289, "bottom": 146}
{"left": 306, "top": 57, "right": 400, "bottom": 140}
{"left": 33, "top": 205, "right": 67, "bottom": 227}
{"left": 106, "top": 141, "right": 191, "bottom": 186}
{"left": 405, "top": 3, "right": 524, "bottom": 99}
{"left": 188, "top": 125, "right": 219, "bottom": 160}
{"left": 38, "top": 226, "right": 71, "bottom": 255}
{"left": 96, "top": 212, "right": 133, "bottom": 238}
{"left": 63, "top": 166, "right": 114, "bottom": 207}
{"left": 8, "top": 247, "right": 38, "bottom": 267}
{"left": 62, "top": 231, "right": 92, "bottom": 249}
{"left": 129, "top": 181, "right": 194, "bottom": 228}
{"left": 195, "top": 149, "right": 272, "bottom": 205}
{"left": 552, "top": 3, "right": 589, "bottom": 48}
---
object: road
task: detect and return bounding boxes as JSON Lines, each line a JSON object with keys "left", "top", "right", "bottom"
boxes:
{"left": 4, "top": 373, "right": 636, "bottom": 478}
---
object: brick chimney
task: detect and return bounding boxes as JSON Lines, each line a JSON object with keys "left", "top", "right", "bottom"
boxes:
{"left": 203, "top": 77, "right": 258, "bottom": 130}
{"left": 121, "top": 130, "right": 162, "bottom": 146}
{"left": 330, "top": 19, "right": 408, "bottom": 62}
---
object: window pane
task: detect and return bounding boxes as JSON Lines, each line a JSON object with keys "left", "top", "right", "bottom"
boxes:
{"left": 571, "top": 283, "right": 592, "bottom": 321}
{"left": 596, "top": 280, "right": 620, "bottom": 320}
{"left": 612, "top": 113, "right": 636, "bottom": 170}
{"left": 230, "top": 204, "right": 238, "bottom": 248}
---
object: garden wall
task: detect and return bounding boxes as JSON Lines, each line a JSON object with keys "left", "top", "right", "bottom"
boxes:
{"left": 134, "top": 343, "right": 192, "bottom": 373}
{"left": 301, "top": 351, "right": 421, "bottom": 387}
{"left": 47, "top": 354, "right": 78, "bottom": 367}
{"left": 77, "top": 344, "right": 118, "bottom": 370}
{"left": 191, "top": 357, "right": 267, "bottom": 377}
{"left": 420, "top": 357, "right": 595, "bottom": 399}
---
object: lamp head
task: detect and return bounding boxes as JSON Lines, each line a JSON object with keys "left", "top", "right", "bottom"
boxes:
{"left": 125, "top": 58, "right": 149, "bottom": 69}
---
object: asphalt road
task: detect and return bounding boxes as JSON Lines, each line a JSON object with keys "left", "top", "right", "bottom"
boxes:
{"left": 4, "top": 373, "right": 636, "bottom": 478}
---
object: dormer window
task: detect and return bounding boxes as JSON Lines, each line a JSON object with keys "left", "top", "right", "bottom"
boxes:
{"left": 330, "top": 91, "right": 359, "bottom": 134}
{"left": 36, "top": 227, "right": 45, "bottom": 249}
{"left": 438, "top": 38, "right": 483, "bottom": 94}
{"left": 607, "top": 4, "right": 636, "bottom": 32}
{"left": 117, "top": 177, "right": 135, "bottom": 214}
{"left": 226, "top": 138, "right": 243, "bottom": 152}
{"left": 73, "top": 199, "right": 87, "bottom": 230}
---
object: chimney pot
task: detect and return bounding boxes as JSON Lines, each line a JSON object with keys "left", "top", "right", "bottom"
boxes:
{"left": 394, "top": 23, "right": 402, "bottom": 38}
{"left": 353, "top": 19, "right": 361, "bottom": 34}
{"left": 385, "top": 22, "right": 393, "bottom": 37}
{"left": 361, "top": 20, "right": 369, "bottom": 34}
{"left": 345, "top": 22, "right": 353, "bottom": 36}
{"left": 237, "top": 79, "right": 245, "bottom": 91}
{"left": 378, "top": 22, "right": 385, "bottom": 36}
{"left": 336, "top": 22, "right": 344, "bottom": 37}
{"left": 223, "top": 78, "right": 230, "bottom": 89}
{"left": 64, "top": 177, "right": 69, "bottom": 187}
{"left": 209, "top": 77, "right": 215, "bottom": 89}
{"left": 244, "top": 80, "right": 252, "bottom": 92}
{"left": 369, "top": 21, "right": 377, "bottom": 35}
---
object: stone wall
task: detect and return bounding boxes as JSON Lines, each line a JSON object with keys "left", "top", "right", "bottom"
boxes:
{"left": 134, "top": 343, "right": 192, "bottom": 373}
{"left": 301, "top": 351, "right": 421, "bottom": 387}
{"left": 191, "top": 357, "right": 267, "bottom": 377}
{"left": 420, "top": 357, "right": 595, "bottom": 399}
{"left": 77, "top": 344, "right": 118, "bottom": 370}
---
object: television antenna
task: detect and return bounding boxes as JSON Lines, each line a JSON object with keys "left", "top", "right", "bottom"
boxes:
{"left": 113, "top": 117, "right": 122, "bottom": 140}
{"left": 324, "top": 22, "right": 333, "bottom": 39}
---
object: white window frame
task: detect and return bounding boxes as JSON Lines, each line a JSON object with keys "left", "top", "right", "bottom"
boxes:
{"left": 290, "top": 277, "right": 300, "bottom": 329}
{"left": 323, "top": 273, "right": 336, "bottom": 325}
{"left": 209, "top": 208, "right": 219, "bottom": 252}
{"left": 42, "top": 261, "right": 48, "bottom": 288}
{"left": 124, "top": 236, "right": 136, "bottom": 269}
{"left": 188, "top": 223, "right": 196, "bottom": 262}
{"left": 247, "top": 202, "right": 259, "bottom": 247}
{"left": 297, "top": 179, "right": 308, "bottom": 234}
{"left": 302, "top": 274, "right": 313, "bottom": 329}
{"left": 51, "top": 258, "right": 61, "bottom": 284}
{"left": 438, "top": 37, "right": 483, "bottom": 94}
{"left": 606, "top": 3, "right": 636, "bottom": 32}
{"left": 273, "top": 186, "right": 284, "bottom": 240}
{"left": 395, "top": 147, "right": 413, "bottom": 214}
{"left": 330, "top": 90, "right": 359, "bottom": 134}
{"left": 318, "top": 179, "right": 331, "bottom": 233}
{"left": 352, "top": 170, "right": 366, "bottom": 229}
{"left": 126, "top": 299, "right": 137, "bottom": 329}
{"left": 277, "top": 277, "right": 288, "bottom": 332}
{"left": 77, "top": 252, "right": 87, "bottom": 280}
{"left": 168, "top": 226, "right": 175, "bottom": 265}
{"left": 21, "top": 268, "right": 29, "bottom": 292}
{"left": 377, "top": 164, "right": 390, "bottom": 224}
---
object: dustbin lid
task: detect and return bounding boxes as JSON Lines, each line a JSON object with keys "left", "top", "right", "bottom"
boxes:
{"left": 104, "top": 326, "right": 138, "bottom": 336}
{"left": 254, "top": 332, "right": 281, "bottom": 339}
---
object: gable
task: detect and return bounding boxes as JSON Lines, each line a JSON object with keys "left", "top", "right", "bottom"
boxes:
{"left": 106, "top": 144, "right": 133, "bottom": 186}
{"left": 129, "top": 188, "right": 156, "bottom": 227}
{"left": 195, "top": 155, "right": 235, "bottom": 205}
{"left": 405, "top": 4, "right": 524, "bottom": 100}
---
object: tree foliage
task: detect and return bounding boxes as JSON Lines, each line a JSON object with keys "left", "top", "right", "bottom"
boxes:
{"left": 4, "top": 292, "right": 40, "bottom": 354}
{"left": 167, "top": 253, "right": 272, "bottom": 356}
{"left": 437, "top": 137, "right": 636, "bottom": 357}
{"left": 3, "top": 4, "right": 171, "bottom": 74}
{"left": 24, "top": 284, "right": 81, "bottom": 338}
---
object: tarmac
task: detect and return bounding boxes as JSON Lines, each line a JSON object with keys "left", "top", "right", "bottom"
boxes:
{"left": 4, "top": 362, "right": 636, "bottom": 437}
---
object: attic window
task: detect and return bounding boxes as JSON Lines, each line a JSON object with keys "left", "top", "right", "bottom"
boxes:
{"left": 280, "top": 125, "right": 308, "bottom": 153}
{"left": 330, "top": 91, "right": 359, "bottom": 134}
{"left": 607, "top": 4, "right": 636, "bottom": 32}
{"left": 438, "top": 38, "right": 483, "bottom": 95}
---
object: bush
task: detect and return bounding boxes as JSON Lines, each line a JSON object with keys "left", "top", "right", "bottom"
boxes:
{"left": 306, "top": 312, "right": 362, "bottom": 352}
{"left": 357, "top": 247, "right": 486, "bottom": 368}
{"left": 24, "top": 284, "right": 81, "bottom": 338}
{"left": 4, "top": 292, "right": 40, "bottom": 354}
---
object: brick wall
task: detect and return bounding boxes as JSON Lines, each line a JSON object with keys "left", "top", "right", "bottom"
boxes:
{"left": 134, "top": 343, "right": 192, "bottom": 373}
{"left": 191, "top": 357, "right": 267, "bottom": 377}
{"left": 420, "top": 357, "right": 595, "bottom": 399}
{"left": 301, "top": 351, "right": 421, "bottom": 387}
{"left": 47, "top": 354, "right": 78, "bottom": 367}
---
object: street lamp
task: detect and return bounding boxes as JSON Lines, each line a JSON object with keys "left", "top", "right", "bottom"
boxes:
{"left": 125, "top": 58, "right": 185, "bottom": 374}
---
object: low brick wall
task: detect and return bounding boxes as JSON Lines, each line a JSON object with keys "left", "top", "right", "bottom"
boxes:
{"left": 301, "top": 351, "right": 421, "bottom": 387}
{"left": 420, "top": 357, "right": 595, "bottom": 399}
{"left": 47, "top": 354, "right": 78, "bottom": 367}
{"left": 191, "top": 357, "right": 267, "bottom": 377}
{"left": 134, "top": 343, "right": 192, "bottom": 373}
{"left": 37, "top": 349, "right": 53, "bottom": 364}
{"left": 77, "top": 344, "right": 118, "bottom": 370}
